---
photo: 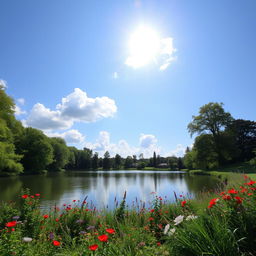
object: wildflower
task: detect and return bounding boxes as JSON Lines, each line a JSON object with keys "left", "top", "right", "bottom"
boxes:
{"left": 106, "top": 228, "right": 115, "bottom": 234}
{"left": 148, "top": 217, "right": 154, "bottom": 221}
{"left": 138, "top": 241, "right": 146, "bottom": 247}
{"left": 6, "top": 221, "right": 17, "bottom": 227}
{"left": 98, "top": 234, "right": 108, "bottom": 242}
{"left": 234, "top": 196, "right": 243, "bottom": 204}
{"left": 87, "top": 225, "right": 95, "bottom": 230}
{"left": 79, "top": 231, "right": 86, "bottom": 235}
{"left": 208, "top": 198, "right": 219, "bottom": 208}
{"left": 168, "top": 228, "right": 176, "bottom": 236}
{"left": 150, "top": 209, "right": 155, "bottom": 213}
{"left": 22, "top": 194, "right": 28, "bottom": 199}
{"left": 43, "top": 214, "right": 49, "bottom": 219}
{"left": 12, "top": 216, "right": 20, "bottom": 220}
{"left": 163, "top": 224, "right": 170, "bottom": 234}
{"left": 181, "top": 200, "right": 187, "bottom": 207}
{"left": 52, "top": 240, "right": 61, "bottom": 246}
{"left": 89, "top": 244, "right": 98, "bottom": 251}
{"left": 228, "top": 189, "right": 238, "bottom": 194}
{"left": 174, "top": 215, "right": 184, "bottom": 226}
{"left": 49, "top": 232, "right": 54, "bottom": 240}
{"left": 222, "top": 195, "right": 231, "bottom": 200}
{"left": 30, "top": 195, "right": 34, "bottom": 198}
{"left": 73, "top": 200, "right": 76, "bottom": 202}
{"left": 186, "top": 215, "right": 198, "bottom": 221}
{"left": 23, "top": 237, "right": 33, "bottom": 243}
{"left": 35, "top": 193, "right": 40, "bottom": 197}
{"left": 248, "top": 193, "right": 253, "bottom": 196}
{"left": 157, "top": 242, "right": 161, "bottom": 246}
{"left": 245, "top": 180, "right": 256, "bottom": 186}
{"left": 55, "top": 218, "right": 59, "bottom": 222}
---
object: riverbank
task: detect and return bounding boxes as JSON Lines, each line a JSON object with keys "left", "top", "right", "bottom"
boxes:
{"left": 1, "top": 174, "right": 256, "bottom": 255}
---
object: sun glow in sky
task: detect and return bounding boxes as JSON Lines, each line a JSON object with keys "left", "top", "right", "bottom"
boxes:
{"left": 126, "top": 25, "right": 160, "bottom": 68}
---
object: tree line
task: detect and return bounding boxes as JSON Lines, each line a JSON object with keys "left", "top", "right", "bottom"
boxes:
{"left": 184, "top": 102, "right": 256, "bottom": 169}
{"left": 0, "top": 86, "right": 184, "bottom": 175}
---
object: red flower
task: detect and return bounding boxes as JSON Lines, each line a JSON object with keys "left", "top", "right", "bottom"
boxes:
{"left": 157, "top": 242, "right": 161, "bottom": 246}
{"left": 5, "top": 221, "right": 17, "bottom": 227}
{"left": 247, "top": 193, "right": 253, "bottom": 196}
{"left": 43, "top": 214, "right": 49, "bottom": 219}
{"left": 30, "top": 195, "right": 34, "bottom": 198}
{"left": 55, "top": 218, "right": 59, "bottom": 222}
{"left": 150, "top": 209, "right": 155, "bottom": 213}
{"left": 234, "top": 196, "right": 243, "bottom": 204}
{"left": 208, "top": 198, "right": 219, "bottom": 208}
{"left": 222, "top": 195, "right": 231, "bottom": 200}
{"left": 106, "top": 228, "right": 115, "bottom": 234}
{"left": 181, "top": 200, "right": 187, "bottom": 207}
{"left": 89, "top": 244, "right": 98, "bottom": 251}
{"left": 98, "top": 234, "right": 108, "bottom": 242}
{"left": 52, "top": 240, "right": 61, "bottom": 246}
{"left": 245, "top": 180, "right": 256, "bottom": 186}
{"left": 22, "top": 194, "right": 28, "bottom": 199}
{"left": 228, "top": 188, "right": 238, "bottom": 194}
{"left": 148, "top": 217, "right": 154, "bottom": 221}
{"left": 35, "top": 193, "right": 40, "bottom": 197}
{"left": 73, "top": 200, "right": 76, "bottom": 202}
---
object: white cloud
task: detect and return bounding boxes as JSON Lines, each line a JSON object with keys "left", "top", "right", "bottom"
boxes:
{"left": 165, "top": 144, "right": 186, "bottom": 157}
{"left": 139, "top": 134, "right": 157, "bottom": 148}
{"left": 45, "top": 129, "right": 85, "bottom": 144}
{"left": 24, "top": 88, "right": 117, "bottom": 131}
{"left": 14, "top": 105, "right": 26, "bottom": 116}
{"left": 0, "top": 79, "right": 7, "bottom": 89}
{"left": 17, "top": 98, "right": 25, "bottom": 105}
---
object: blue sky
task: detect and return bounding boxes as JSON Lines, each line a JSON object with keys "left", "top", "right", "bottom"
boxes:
{"left": 1, "top": 0, "right": 256, "bottom": 157}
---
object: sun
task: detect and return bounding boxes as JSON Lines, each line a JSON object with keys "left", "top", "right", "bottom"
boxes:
{"left": 126, "top": 25, "right": 161, "bottom": 68}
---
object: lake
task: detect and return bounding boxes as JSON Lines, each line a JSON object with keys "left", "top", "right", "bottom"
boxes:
{"left": 0, "top": 170, "right": 221, "bottom": 210}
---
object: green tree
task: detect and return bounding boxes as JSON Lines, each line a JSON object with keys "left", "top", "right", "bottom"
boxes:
{"left": 188, "top": 102, "right": 233, "bottom": 164}
{"left": 18, "top": 127, "right": 53, "bottom": 173}
{"left": 124, "top": 156, "right": 133, "bottom": 169}
{"left": 153, "top": 152, "right": 157, "bottom": 168}
{"left": 114, "top": 154, "right": 122, "bottom": 169}
{"left": 48, "top": 137, "right": 70, "bottom": 171}
{"left": 103, "top": 151, "right": 111, "bottom": 170}
{"left": 92, "top": 152, "right": 99, "bottom": 170}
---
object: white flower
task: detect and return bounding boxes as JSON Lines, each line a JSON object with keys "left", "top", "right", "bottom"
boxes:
{"left": 23, "top": 237, "right": 33, "bottom": 243}
{"left": 163, "top": 224, "right": 170, "bottom": 234}
{"left": 186, "top": 215, "right": 198, "bottom": 221}
{"left": 174, "top": 215, "right": 184, "bottom": 226}
{"left": 168, "top": 228, "right": 176, "bottom": 236}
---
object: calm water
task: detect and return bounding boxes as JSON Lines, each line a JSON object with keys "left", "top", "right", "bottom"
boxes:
{"left": 0, "top": 170, "right": 221, "bottom": 210}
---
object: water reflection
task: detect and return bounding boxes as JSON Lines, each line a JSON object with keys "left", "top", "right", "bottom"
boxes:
{"left": 0, "top": 171, "right": 220, "bottom": 209}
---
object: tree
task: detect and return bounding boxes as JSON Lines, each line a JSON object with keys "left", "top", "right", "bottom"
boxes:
{"left": 188, "top": 102, "right": 233, "bottom": 138}
{"left": 153, "top": 152, "right": 157, "bottom": 168}
{"left": 114, "top": 154, "right": 122, "bottom": 169}
{"left": 226, "top": 119, "right": 256, "bottom": 161}
{"left": 103, "top": 151, "right": 111, "bottom": 170}
{"left": 48, "top": 137, "right": 70, "bottom": 171}
{"left": 92, "top": 152, "right": 99, "bottom": 170}
{"left": 18, "top": 127, "right": 53, "bottom": 172}
{"left": 124, "top": 156, "right": 133, "bottom": 169}
{"left": 188, "top": 102, "right": 233, "bottom": 164}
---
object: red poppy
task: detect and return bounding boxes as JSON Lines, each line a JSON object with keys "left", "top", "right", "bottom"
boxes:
{"left": 248, "top": 193, "right": 253, "bottom": 196}
{"left": 222, "top": 195, "right": 231, "bottom": 200}
{"left": 106, "top": 228, "right": 115, "bottom": 234}
{"left": 245, "top": 180, "right": 256, "bottom": 186}
{"left": 234, "top": 196, "right": 243, "bottom": 204}
{"left": 6, "top": 221, "right": 17, "bottom": 227}
{"left": 157, "top": 242, "right": 161, "bottom": 246}
{"left": 89, "top": 244, "right": 98, "bottom": 251}
{"left": 35, "top": 193, "right": 40, "bottom": 197}
{"left": 30, "top": 195, "right": 34, "bottom": 198}
{"left": 148, "top": 217, "right": 154, "bottom": 221}
{"left": 43, "top": 214, "right": 49, "bottom": 219}
{"left": 228, "top": 189, "right": 238, "bottom": 194}
{"left": 55, "top": 218, "right": 59, "bottom": 222}
{"left": 22, "top": 194, "right": 28, "bottom": 199}
{"left": 98, "top": 234, "right": 108, "bottom": 242}
{"left": 52, "top": 240, "right": 61, "bottom": 246}
{"left": 73, "top": 200, "right": 76, "bottom": 202}
{"left": 150, "top": 209, "right": 155, "bottom": 213}
{"left": 208, "top": 198, "right": 219, "bottom": 208}
{"left": 181, "top": 200, "right": 187, "bottom": 207}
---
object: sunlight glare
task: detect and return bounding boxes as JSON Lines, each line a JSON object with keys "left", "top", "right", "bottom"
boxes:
{"left": 126, "top": 25, "right": 160, "bottom": 68}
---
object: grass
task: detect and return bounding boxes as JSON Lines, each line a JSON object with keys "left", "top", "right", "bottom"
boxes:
{"left": 1, "top": 173, "right": 256, "bottom": 255}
